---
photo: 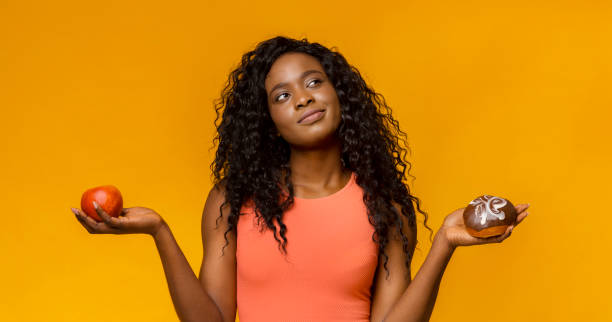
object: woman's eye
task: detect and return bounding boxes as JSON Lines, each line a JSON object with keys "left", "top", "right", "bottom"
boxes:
{"left": 274, "top": 80, "right": 321, "bottom": 102}
{"left": 308, "top": 79, "right": 321, "bottom": 87}
{"left": 275, "top": 93, "right": 289, "bottom": 102}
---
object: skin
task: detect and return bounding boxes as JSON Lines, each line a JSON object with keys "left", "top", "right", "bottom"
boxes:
{"left": 264, "top": 52, "right": 351, "bottom": 196}
{"left": 71, "top": 51, "right": 531, "bottom": 322}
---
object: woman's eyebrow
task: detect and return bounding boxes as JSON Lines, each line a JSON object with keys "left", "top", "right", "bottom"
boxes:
{"left": 269, "top": 70, "right": 323, "bottom": 94}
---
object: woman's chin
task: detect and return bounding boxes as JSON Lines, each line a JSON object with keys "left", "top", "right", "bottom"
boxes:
{"left": 290, "top": 133, "right": 340, "bottom": 150}
{"left": 284, "top": 118, "right": 342, "bottom": 149}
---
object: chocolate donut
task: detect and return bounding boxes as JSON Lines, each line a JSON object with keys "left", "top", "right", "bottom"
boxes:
{"left": 463, "top": 195, "right": 517, "bottom": 238}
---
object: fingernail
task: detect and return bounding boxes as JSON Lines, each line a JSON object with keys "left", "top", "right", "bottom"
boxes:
{"left": 71, "top": 208, "right": 77, "bottom": 215}
{"left": 93, "top": 201, "right": 98, "bottom": 208}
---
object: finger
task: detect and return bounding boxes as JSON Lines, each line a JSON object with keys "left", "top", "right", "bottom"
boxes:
{"left": 503, "top": 225, "right": 513, "bottom": 240}
{"left": 72, "top": 207, "right": 101, "bottom": 233}
{"left": 72, "top": 208, "right": 95, "bottom": 233}
{"left": 515, "top": 203, "right": 530, "bottom": 214}
{"left": 515, "top": 211, "right": 529, "bottom": 226}
{"left": 93, "top": 201, "right": 124, "bottom": 229}
{"left": 74, "top": 207, "right": 124, "bottom": 234}
{"left": 73, "top": 207, "right": 99, "bottom": 227}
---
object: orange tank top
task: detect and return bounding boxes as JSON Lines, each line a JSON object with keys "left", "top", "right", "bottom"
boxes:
{"left": 236, "top": 172, "right": 379, "bottom": 322}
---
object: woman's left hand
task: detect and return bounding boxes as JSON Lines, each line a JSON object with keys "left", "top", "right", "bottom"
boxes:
{"left": 438, "top": 203, "right": 530, "bottom": 249}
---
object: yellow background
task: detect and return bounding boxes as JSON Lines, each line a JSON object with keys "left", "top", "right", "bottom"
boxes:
{"left": 2, "top": 0, "right": 610, "bottom": 321}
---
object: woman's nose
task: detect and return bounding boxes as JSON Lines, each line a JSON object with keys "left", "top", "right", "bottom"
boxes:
{"left": 296, "top": 92, "right": 314, "bottom": 109}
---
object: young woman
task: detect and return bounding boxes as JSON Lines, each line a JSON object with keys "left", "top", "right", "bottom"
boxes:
{"left": 72, "top": 36, "right": 529, "bottom": 322}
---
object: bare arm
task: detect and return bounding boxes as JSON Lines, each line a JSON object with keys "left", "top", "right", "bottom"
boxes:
{"left": 153, "top": 223, "right": 224, "bottom": 322}
{"left": 382, "top": 204, "right": 530, "bottom": 322}
{"left": 381, "top": 231, "right": 454, "bottom": 322}
{"left": 197, "top": 183, "right": 237, "bottom": 322}
{"left": 153, "top": 183, "right": 236, "bottom": 322}
{"left": 369, "top": 202, "right": 416, "bottom": 322}
{"left": 73, "top": 186, "right": 235, "bottom": 322}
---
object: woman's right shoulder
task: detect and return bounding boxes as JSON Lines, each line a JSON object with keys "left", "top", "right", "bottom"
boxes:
{"left": 210, "top": 178, "right": 228, "bottom": 202}
{"left": 203, "top": 178, "right": 231, "bottom": 227}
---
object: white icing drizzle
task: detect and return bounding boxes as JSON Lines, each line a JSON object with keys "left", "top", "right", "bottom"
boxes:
{"left": 469, "top": 195, "right": 507, "bottom": 225}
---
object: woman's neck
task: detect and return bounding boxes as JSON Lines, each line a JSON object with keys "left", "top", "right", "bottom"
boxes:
{"left": 283, "top": 140, "right": 351, "bottom": 197}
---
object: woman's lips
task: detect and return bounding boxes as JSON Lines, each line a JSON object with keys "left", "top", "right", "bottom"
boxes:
{"left": 298, "top": 109, "right": 326, "bottom": 124}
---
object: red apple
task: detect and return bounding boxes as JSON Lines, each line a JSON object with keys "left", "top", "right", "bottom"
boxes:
{"left": 80, "top": 185, "right": 123, "bottom": 222}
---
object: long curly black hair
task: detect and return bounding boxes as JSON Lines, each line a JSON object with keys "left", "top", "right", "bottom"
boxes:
{"left": 210, "top": 36, "right": 433, "bottom": 279}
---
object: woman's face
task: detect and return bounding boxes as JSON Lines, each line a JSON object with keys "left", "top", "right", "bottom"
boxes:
{"left": 264, "top": 52, "right": 342, "bottom": 148}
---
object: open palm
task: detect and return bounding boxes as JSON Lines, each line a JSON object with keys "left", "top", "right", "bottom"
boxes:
{"left": 440, "top": 203, "right": 530, "bottom": 248}
{"left": 72, "top": 203, "right": 165, "bottom": 236}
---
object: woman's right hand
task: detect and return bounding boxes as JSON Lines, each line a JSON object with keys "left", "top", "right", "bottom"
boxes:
{"left": 72, "top": 201, "right": 166, "bottom": 237}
